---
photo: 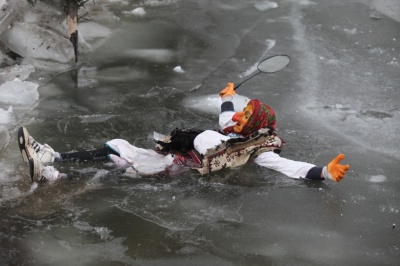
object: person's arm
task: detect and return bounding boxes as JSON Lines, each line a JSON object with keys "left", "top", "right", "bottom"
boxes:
{"left": 307, "top": 154, "right": 349, "bottom": 181}
{"left": 218, "top": 82, "right": 237, "bottom": 130}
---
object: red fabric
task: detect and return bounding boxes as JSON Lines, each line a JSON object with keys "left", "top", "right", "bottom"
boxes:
{"left": 224, "top": 99, "right": 276, "bottom": 136}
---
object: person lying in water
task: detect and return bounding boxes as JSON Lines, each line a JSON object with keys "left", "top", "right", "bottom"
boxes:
{"left": 18, "top": 82, "right": 350, "bottom": 182}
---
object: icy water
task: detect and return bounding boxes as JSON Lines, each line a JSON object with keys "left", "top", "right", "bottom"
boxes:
{"left": 1, "top": 0, "right": 400, "bottom": 265}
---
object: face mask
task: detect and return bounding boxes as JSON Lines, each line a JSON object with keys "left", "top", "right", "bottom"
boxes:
{"left": 232, "top": 103, "right": 253, "bottom": 134}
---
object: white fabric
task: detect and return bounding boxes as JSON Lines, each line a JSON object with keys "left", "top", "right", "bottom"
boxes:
{"left": 106, "top": 139, "right": 174, "bottom": 175}
{"left": 41, "top": 166, "right": 60, "bottom": 182}
{"left": 193, "top": 130, "right": 230, "bottom": 155}
{"left": 254, "top": 151, "right": 316, "bottom": 179}
{"left": 219, "top": 110, "right": 236, "bottom": 131}
{"left": 104, "top": 107, "right": 317, "bottom": 179}
{"left": 109, "top": 154, "right": 130, "bottom": 169}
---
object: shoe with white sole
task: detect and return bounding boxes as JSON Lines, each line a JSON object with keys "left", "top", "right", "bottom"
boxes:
{"left": 18, "top": 127, "right": 35, "bottom": 164}
{"left": 18, "top": 127, "right": 56, "bottom": 164}
{"left": 29, "top": 157, "right": 60, "bottom": 182}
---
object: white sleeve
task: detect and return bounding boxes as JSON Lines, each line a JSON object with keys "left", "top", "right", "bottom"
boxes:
{"left": 254, "top": 152, "right": 316, "bottom": 179}
{"left": 193, "top": 130, "right": 230, "bottom": 155}
{"left": 219, "top": 111, "right": 236, "bottom": 131}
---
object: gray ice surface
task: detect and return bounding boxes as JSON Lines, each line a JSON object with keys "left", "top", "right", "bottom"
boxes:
{"left": 0, "top": 0, "right": 399, "bottom": 265}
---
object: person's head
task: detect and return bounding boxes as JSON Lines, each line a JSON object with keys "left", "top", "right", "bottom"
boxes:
{"left": 225, "top": 99, "right": 276, "bottom": 136}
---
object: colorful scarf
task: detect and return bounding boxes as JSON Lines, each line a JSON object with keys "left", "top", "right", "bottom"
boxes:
{"left": 224, "top": 99, "right": 276, "bottom": 137}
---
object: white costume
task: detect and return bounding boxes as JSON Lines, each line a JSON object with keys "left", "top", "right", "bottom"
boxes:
{"left": 106, "top": 109, "right": 317, "bottom": 179}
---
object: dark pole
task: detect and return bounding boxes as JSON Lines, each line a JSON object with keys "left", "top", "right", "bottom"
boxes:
{"left": 66, "top": 0, "right": 79, "bottom": 63}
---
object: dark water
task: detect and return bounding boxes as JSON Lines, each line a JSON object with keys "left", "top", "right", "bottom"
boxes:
{"left": 1, "top": 0, "right": 400, "bottom": 265}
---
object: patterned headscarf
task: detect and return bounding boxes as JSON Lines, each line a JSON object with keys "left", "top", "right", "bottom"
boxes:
{"left": 224, "top": 99, "right": 276, "bottom": 137}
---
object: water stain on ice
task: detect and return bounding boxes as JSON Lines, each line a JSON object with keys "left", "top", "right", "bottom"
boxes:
{"left": 369, "top": 175, "right": 387, "bottom": 183}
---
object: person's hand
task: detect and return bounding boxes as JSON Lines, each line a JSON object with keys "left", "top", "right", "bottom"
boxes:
{"left": 325, "top": 154, "right": 350, "bottom": 182}
{"left": 219, "top": 82, "right": 235, "bottom": 98}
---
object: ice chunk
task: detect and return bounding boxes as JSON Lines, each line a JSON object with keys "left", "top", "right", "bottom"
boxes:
{"left": 0, "top": 125, "right": 10, "bottom": 149}
{"left": 0, "top": 106, "right": 13, "bottom": 125}
{"left": 173, "top": 66, "right": 185, "bottom": 73}
{"left": 79, "top": 21, "right": 112, "bottom": 41}
{"left": 0, "top": 64, "right": 35, "bottom": 82}
{"left": 122, "top": 7, "right": 146, "bottom": 16}
{"left": 0, "top": 22, "right": 74, "bottom": 63}
{"left": 0, "top": 78, "right": 39, "bottom": 105}
{"left": 254, "top": 1, "right": 278, "bottom": 11}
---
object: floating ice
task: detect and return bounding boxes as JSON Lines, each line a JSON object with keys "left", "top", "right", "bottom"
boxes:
{"left": 0, "top": 106, "right": 13, "bottom": 125}
{"left": 94, "top": 226, "right": 113, "bottom": 240}
{"left": 0, "top": 79, "right": 39, "bottom": 105}
{"left": 0, "top": 22, "right": 74, "bottom": 63}
{"left": 122, "top": 7, "right": 146, "bottom": 16}
{"left": 0, "top": 125, "right": 10, "bottom": 149}
{"left": 173, "top": 66, "right": 185, "bottom": 73}
{"left": 254, "top": 1, "right": 278, "bottom": 11}
{"left": 0, "top": 64, "right": 35, "bottom": 83}
{"left": 79, "top": 21, "right": 112, "bottom": 41}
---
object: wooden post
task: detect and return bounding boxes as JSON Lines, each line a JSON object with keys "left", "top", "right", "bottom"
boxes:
{"left": 66, "top": 0, "right": 79, "bottom": 63}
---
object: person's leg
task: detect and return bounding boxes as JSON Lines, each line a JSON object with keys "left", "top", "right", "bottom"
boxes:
{"left": 18, "top": 127, "right": 57, "bottom": 164}
{"left": 56, "top": 147, "right": 119, "bottom": 163}
{"left": 19, "top": 127, "right": 120, "bottom": 164}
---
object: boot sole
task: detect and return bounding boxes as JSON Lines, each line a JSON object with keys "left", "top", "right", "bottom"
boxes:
{"left": 18, "top": 127, "right": 32, "bottom": 163}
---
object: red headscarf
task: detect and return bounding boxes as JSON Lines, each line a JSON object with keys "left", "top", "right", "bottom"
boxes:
{"left": 224, "top": 99, "right": 276, "bottom": 137}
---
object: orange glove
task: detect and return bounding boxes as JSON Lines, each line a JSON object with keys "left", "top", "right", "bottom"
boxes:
{"left": 323, "top": 154, "right": 350, "bottom": 182}
{"left": 219, "top": 82, "right": 235, "bottom": 98}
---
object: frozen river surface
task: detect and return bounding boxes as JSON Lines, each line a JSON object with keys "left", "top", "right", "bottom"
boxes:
{"left": 1, "top": 0, "right": 400, "bottom": 265}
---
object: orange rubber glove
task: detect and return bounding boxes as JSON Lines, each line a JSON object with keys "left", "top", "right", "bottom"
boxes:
{"left": 323, "top": 154, "right": 350, "bottom": 182}
{"left": 219, "top": 82, "right": 235, "bottom": 98}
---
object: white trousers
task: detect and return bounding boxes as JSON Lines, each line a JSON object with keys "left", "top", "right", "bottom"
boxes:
{"left": 106, "top": 139, "right": 174, "bottom": 175}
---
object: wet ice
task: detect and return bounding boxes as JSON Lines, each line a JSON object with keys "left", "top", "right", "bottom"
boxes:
{"left": 1, "top": 0, "right": 400, "bottom": 265}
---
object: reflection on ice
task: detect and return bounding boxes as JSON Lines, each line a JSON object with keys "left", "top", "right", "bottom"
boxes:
{"left": 78, "top": 114, "right": 117, "bottom": 124}
{"left": 124, "top": 48, "right": 176, "bottom": 63}
{"left": 112, "top": 181, "right": 244, "bottom": 230}
{"left": 369, "top": 175, "right": 387, "bottom": 183}
{"left": 97, "top": 65, "right": 149, "bottom": 82}
{"left": 254, "top": 1, "right": 278, "bottom": 11}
